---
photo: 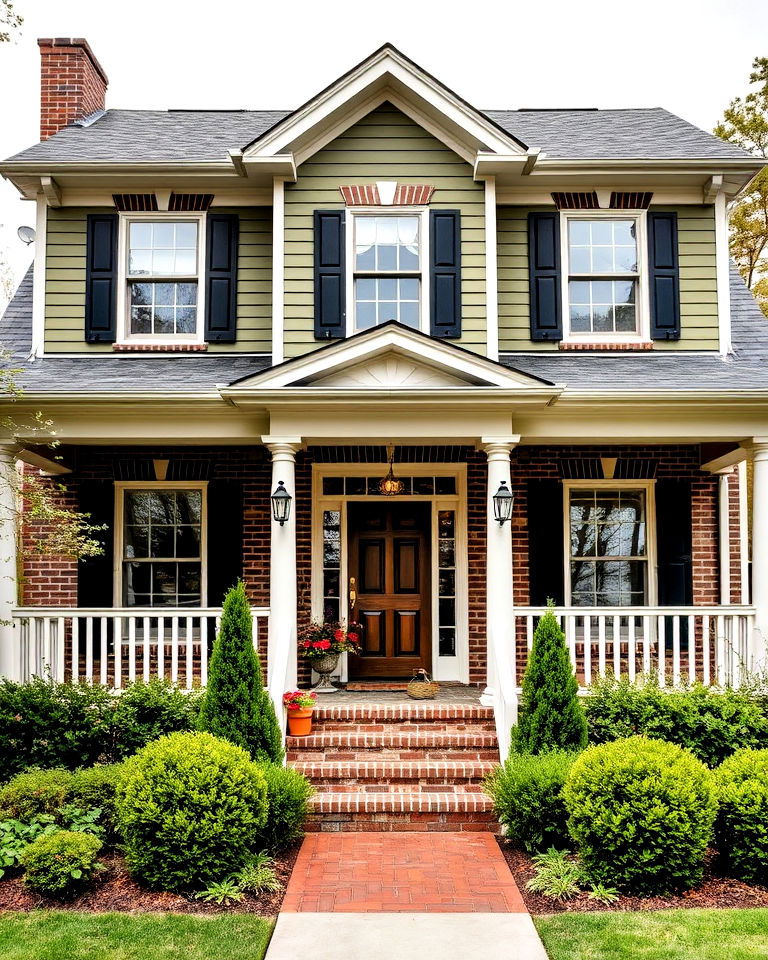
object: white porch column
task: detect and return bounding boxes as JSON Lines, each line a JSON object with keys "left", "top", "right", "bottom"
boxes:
{"left": 750, "top": 440, "right": 768, "bottom": 670}
{"left": 480, "top": 436, "right": 519, "bottom": 711}
{"left": 718, "top": 469, "right": 733, "bottom": 605}
{"left": 263, "top": 436, "right": 301, "bottom": 693}
{"left": 0, "top": 446, "right": 19, "bottom": 680}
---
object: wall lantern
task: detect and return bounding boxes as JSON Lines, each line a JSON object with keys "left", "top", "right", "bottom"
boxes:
{"left": 493, "top": 481, "right": 514, "bottom": 524}
{"left": 271, "top": 481, "right": 292, "bottom": 525}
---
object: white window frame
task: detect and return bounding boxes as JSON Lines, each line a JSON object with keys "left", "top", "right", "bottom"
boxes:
{"left": 113, "top": 481, "right": 209, "bottom": 608}
{"left": 562, "top": 479, "right": 657, "bottom": 607}
{"left": 311, "top": 463, "right": 468, "bottom": 683}
{"left": 117, "top": 212, "right": 207, "bottom": 346}
{"left": 345, "top": 207, "right": 430, "bottom": 337}
{"left": 560, "top": 210, "right": 650, "bottom": 344}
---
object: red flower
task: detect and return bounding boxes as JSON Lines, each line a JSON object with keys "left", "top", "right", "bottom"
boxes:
{"left": 334, "top": 629, "right": 344, "bottom": 641}
{"left": 347, "top": 633, "right": 359, "bottom": 644}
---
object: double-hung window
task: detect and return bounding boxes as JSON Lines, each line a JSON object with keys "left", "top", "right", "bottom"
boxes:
{"left": 565, "top": 216, "right": 642, "bottom": 339}
{"left": 126, "top": 219, "right": 202, "bottom": 340}
{"left": 353, "top": 214, "right": 421, "bottom": 331}
{"left": 119, "top": 485, "right": 206, "bottom": 607}
{"left": 567, "top": 485, "right": 650, "bottom": 606}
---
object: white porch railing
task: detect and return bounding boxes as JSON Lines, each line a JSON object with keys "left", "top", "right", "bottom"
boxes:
{"left": 515, "top": 606, "right": 758, "bottom": 689}
{"left": 11, "top": 607, "right": 270, "bottom": 689}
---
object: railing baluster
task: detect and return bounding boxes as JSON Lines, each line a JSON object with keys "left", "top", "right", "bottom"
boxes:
{"left": 41, "top": 617, "right": 52, "bottom": 679}
{"left": 730, "top": 615, "right": 741, "bottom": 687}
{"left": 597, "top": 616, "right": 606, "bottom": 678}
{"left": 672, "top": 616, "right": 681, "bottom": 687}
{"left": 186, "top": 616, "right": 194, "bottom": 690}
{"left": 526, "top": 614, "right": 534, "bottom": 651}
{"left": 716, "top": 615, "right": 726, "bottom": 685}
{"left": 657, "top": 615, "right": 666, "bottom": 687}
{"left": 612, "top": 614, "right": 621, "bottom": 679}
{"left": 143, "top": 615, "right": 151, "bottom": 682}
{"left": 200, "top": 615, "right": 209, "bottom": 687}
{"left": 157, "top": 617, "right": 164, "bottom": 681}
{"left": 688, "top": 614, "right": 696, "bottom": 684}
{"left": 642, "top": 615, "right": 651, "bottom": 675}
{"left": 72, "top": 617, "right": 80, "bottom": 683}
{"left": 85, "top": 617, "right": 93, "bottom": 685}
{"left": 702, "top": 614, "right": 711, "bottom": 686}
{"left": 56, "top": 617, "right": 65, "bottom": 682}
{"left": 128, "top": 617, "right": 136, "bottom": 684}
{"left": 628, "top": 616, "right": 636, "bottom": 682}
{"left": 567, "top": 616, "right": 576, "bottom": 671}
{"left": 583, "top": 616, "right": 592, "bottom": 686}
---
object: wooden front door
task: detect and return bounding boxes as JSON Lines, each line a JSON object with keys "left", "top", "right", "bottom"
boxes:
{"left": 347, "top": 502, "right": 431, "bottom": 679}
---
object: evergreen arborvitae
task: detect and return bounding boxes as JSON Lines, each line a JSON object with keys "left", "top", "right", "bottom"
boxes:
{"left": 512, "top": 602, "right": 588, "bottom": 754}
{"left": 198, "top": 581, "right": 284, "bottom": 763}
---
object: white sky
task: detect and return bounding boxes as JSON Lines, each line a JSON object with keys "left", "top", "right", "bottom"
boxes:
{"left": 1, "top": 0, "right": 766, "bottom": 305}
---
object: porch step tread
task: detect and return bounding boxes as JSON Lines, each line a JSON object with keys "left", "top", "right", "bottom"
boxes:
{"left": 286, "top": 730, "right": 498, "bottom": 750}
{"left": 309, "top": 790, "right": 495, "bottom": 814}
{"left": 293, "top": 760, "right": 498, "bottom": 781}
{"left": 312, "top": 721, "right": 496, "bottom": 734}
{"left": 313, "top": 703, "right": 493, "bottom": 722}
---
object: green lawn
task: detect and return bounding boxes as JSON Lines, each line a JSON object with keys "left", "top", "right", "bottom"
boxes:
{"left": 0, "top": 912, "right": 274, "bottom": 960}
{"left": 534, "top": 908, "right": 768, "bottom": 960}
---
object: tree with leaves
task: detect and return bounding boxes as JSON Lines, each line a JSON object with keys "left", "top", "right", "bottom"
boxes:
{"left": 0, "top": 0, "right": 22, "bottom": 43}
{"left": 715, "top": 57, "right": 768, "bottom": 318}
{"left": 511, "top": 603, "right": 587, "bottom": 754}
{"left": 198, "top": 581, "right": 284, "bottom": 763}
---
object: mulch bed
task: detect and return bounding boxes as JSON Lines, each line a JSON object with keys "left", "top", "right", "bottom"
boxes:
{"left": 497, "top": 840, "right": 768, "bottom": 915}
{"left": 0, "top": 845, "right": 300, "bottom": 915}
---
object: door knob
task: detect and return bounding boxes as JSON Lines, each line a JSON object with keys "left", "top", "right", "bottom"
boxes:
{"left": 349, "top": 577, "right": 357, "bottom": 609}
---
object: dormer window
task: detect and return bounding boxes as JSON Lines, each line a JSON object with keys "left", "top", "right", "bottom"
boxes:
{"left": 352, "top": 214, "right": 422, "bottom": 332}
{"left": 563, "top": 213, "right": 646, "bottom": 341}
{"left": 123, "top": 216, "right": 204, "bottom": 341}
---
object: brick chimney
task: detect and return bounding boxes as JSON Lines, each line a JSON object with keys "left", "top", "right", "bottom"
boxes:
{"left": 38, "top": 37, "right": 108, "bottom": 140}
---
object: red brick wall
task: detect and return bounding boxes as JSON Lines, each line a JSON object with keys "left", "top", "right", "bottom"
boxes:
{"left": 38, "top": 38, "right": 108, "bottom": 140}
{"left": 20, "top": 468, "right": 79, "bottom": 607}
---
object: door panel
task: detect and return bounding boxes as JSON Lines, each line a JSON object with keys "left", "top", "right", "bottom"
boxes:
{"left": 348, "top": 502, "right": 431, "bottom": 679}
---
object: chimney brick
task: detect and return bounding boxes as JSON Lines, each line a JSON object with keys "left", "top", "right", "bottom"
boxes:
{"left": 38, "top": 37, "right": 108, "bottom": 140}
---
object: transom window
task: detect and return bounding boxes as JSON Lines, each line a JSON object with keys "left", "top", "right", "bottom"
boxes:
{"left": 120, "top": 487, "right": 205, "bottom": 607}
{"left": 566, "top": 218, "right": 639, "bottom": 337}
{"left": 127, "top": 220, "right": 200, "bottom": 338}
{"left": 354, "top": 215, "right": 421, "bottom": 331}
{"left": 568, "top": 487, "right": 648, "bottom": 606}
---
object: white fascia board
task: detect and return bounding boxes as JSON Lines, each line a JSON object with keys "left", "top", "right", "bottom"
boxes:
{"left": 244, "top": 49, "right": 522, "bottom": 161}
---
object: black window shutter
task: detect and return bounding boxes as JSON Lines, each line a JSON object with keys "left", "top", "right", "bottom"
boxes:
{"left": 656, "top": 479, "right": 693, "bottom": 606}
{"left": 206, "top": 479, "right": 243, "bottom": 606}
{"left": 648, "top": 211, "right": 680, "bottom": 341}
{"left": 314, "top": 210, "right": 346, "bottom": 339}
{"left": 527, "top": 478, "right": 565, "bottom": 605}
{"left": 205, "top": 213, "right": 239, "bottom": 342}
{"left": 85, "top": 214, "right": 118, "bottom": 343}
{"left": 528, "top": 212, "right": 562, "bottom": 341}
{"left": 77, "top": 480, "right": 115, "bottom": 607}
{"left": 430, "top": 209, "right": 461, "bottom": 338}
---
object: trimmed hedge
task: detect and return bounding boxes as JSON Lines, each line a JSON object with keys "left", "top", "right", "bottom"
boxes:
{"left": 116, "top": 731, "right": 268, "bottom": 891}
{"left": 20, "top": 830, "right": 103, "bottom": 899}
{"left": 485, "top": 751, "right": 576, "bottom": 852}
{"left": 256, "top": 763, "right": 313, "bottom": 852}
{"left": 583, "top": 678, "right": 768, "bottom": 768}
{"left": 714, "top": 748, "right": 768, "bottom": 885}
{"left": 564, "top": 736, "right": 717, "bottom": 893}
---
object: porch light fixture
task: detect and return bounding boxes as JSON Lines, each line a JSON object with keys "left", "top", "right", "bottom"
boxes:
{"left": 493, "top": 481, "right": 514, "bottom": 524}
{"left": 271, "top": 481, "right": 292, "bottom": 525}
{"left": 378, "top": 445, "right": 405, "bottom": 497}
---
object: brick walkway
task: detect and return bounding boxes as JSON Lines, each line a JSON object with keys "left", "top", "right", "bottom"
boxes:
{"left": 281, "top": 832, "right": 527, "bottom": 913}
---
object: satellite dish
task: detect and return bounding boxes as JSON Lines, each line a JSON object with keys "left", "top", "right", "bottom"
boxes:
{"left": 17, "top": 226, "right": 36, "bottom": 245}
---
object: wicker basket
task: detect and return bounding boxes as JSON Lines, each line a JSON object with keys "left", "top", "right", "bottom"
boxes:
{"left": 407, "top": 670, "right": 439, "bottom": 700}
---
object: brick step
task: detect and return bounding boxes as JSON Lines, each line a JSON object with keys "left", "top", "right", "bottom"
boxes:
{"left": 305, "top": 790, "right": 498, "bottom": 833}
{"left": 286, "top": 730, "right": 498, "bottom": 752}
{"left": 305, "top": 812, "right": 500, "bottom": 833}
{"left": 313, "top": 703, "right": 493, "bottom": 723}
{"left": 293, "top": 759, "right": 497, "bottom": 784}
{"left": 288, "top": 747, "right": 500, "bottom": 762}
{"left": 313, "top": 721, "right": 496, "bottom": 734}
{"left": 313, "top": 783, "right": 487, "bottom": 794}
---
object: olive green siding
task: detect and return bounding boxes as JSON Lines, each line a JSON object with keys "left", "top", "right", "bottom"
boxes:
{"left": 43, "top": 206, "right": 272, "bottom": 354}
{"left": 283, "top": 102, "right": 486, "bottom": 358}
{"left": 497, "top": 204, "right": 719, "bottom": 352}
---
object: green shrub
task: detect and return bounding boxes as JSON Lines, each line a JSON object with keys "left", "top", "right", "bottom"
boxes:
{"left": 485, "top": 751, "right": 576, "bottom": 853}
{"left": 111, "top": 680, "right": 201, "bottom": 761}
{"left": 198, "top": 582, "right": 283, "bottom": 763}
{"left": 256, "top": 763, "right": 313, "bottom": 852}
{"left": 0, "top": 678, "right": 114, "bottom": 780}
{"left": 0, "top": 817, "right": 59, "bottom": 877}
{"left": 20, "top": 830, "right": 103, "bottom": 899}
{"left": 70, "top": 764, "right": 125, "bottom": 839}
{"left": 0, "top": 768, "right": 74, "bottom": 821}
{"left": 512, "top": 606, "right": 587, "bottom": 754}
{"left": 563, "top": 736, "right": 717, "bottom": 893}
{"left": 584, "top": 677, "right": 768, "bottom": 767}
{"left": 714, "top": 748, "right": 768, "bottom": 885}
{"left": 116, "top": 731, "right": 268, "bottom": 891}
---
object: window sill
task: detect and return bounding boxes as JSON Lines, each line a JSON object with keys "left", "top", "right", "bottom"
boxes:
{"left": 558, "top": 341, "right": 654, "bottom": 352}
{"left": 112, "top": 342, "right": 208, "bottom": 353}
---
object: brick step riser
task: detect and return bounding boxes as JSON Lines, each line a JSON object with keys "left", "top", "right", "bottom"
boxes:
{"left": 313, "top": 711, "right": 494, "bottom": 724}
{"left": 306, "top": 813, "right": 500, "bottom": 834}
{"left": 287, "top": 736, "right": 498, "bottom": 750}
{"left": 312, "top": 722, "right": 496, "bottom": 733}
{"left": 310, "top": 776, "right": 488, "bottom": 787}
{"left": 312, "top": 783, "right": 486, "bottom": 793}
{"left": 288, "top": 750, "right": 500, "bottom": 762}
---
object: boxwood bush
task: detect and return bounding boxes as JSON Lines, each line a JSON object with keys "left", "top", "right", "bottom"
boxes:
{"left": 583, "top": 677, "right": 768, "bottom": 768}
{"left": 714, "top": 748, "right": 768, "bottom": 885}
{"left": 70, "top": 764, "right": 125, "bottom": 839}
{"left": 20, "top": 830, "right": 103, "bottom": 899}
{"left": 563, "top": 736, "right": 717, "bottom": 893}
{"left": 256, "top": 763, "right": 314, "bottom": 852}
{"left": 116, "top": 731, "right": 268, "bottom": 891}
{"left": 110, "top": 680, "right": 201, "bottom": 761}
{"left": 485, "top": 751, "right": 576, "bottom": 853}
{"left": 0, "top": 768, "right": 74, "bottom": 821}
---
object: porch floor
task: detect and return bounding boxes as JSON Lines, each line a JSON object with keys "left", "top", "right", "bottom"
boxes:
{"left": 313, "top": 683, "right": 483, "bottom": 705}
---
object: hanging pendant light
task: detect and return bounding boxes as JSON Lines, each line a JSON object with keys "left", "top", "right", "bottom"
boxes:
{"left": 378, "top": 444, "right": 405, "bottom": 496}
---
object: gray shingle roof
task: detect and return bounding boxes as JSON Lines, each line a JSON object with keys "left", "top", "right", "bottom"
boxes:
{"left": 1, "top": 265, "right": 767, "bottom": 395}
{"left": 5, "top": 106, "right": 756, "bottom": 164}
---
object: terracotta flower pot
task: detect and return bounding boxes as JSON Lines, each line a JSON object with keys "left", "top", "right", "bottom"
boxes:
{"left": 287, "top": 708, "right": 314, "bottom": 737}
